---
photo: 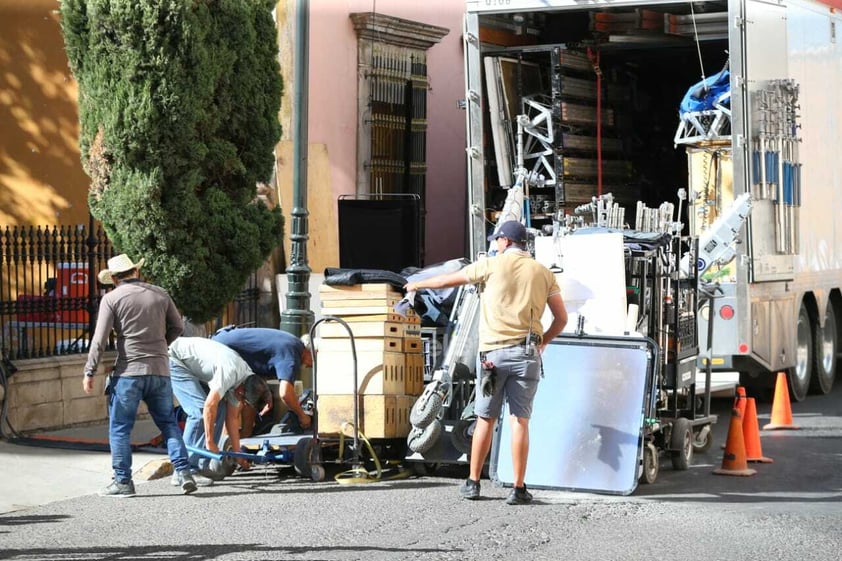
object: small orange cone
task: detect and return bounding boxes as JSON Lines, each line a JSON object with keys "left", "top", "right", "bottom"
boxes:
{"left": 762, "top": 372, "right": 800, "bottom": 430}
{"left": 723, "top": 386, "right": 747, "bottom": 448}
{"left": 743, "top": 398, "right": 773, "bottom": 463}
{"left": 714, "top": 407, "right": 757, "bottom": 476}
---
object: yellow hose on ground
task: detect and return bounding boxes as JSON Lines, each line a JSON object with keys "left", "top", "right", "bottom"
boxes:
{"left": 335, "top": 422, "right": 410, "bottom": 484}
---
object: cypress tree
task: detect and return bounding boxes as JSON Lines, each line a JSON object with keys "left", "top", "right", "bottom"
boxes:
{"left": 60, "top": 0, "right": 283, "bottom": 322}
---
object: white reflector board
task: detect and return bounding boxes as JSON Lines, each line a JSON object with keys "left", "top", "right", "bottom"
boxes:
{"left": 490, "top": 335, "right": 654, "bottom": 495}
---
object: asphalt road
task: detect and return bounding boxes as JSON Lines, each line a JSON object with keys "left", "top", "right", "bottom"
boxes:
{"left": 1, "top": 385, "right": 840, "bottom": 561}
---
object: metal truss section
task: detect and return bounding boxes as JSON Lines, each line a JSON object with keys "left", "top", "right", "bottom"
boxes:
{"left": 674, "top": 104, "right": 731, "bottom": 146}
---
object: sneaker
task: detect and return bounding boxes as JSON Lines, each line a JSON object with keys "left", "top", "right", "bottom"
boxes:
{"left": 459, "top": 478, "right": 480, "bottom": 500}
{"left": 99, "top": 480, "right": 136, "bottom": 498}
{"left": 171, "top": 471, "right": 214, "bottom": 488}
{"left": 505, "top": 485, "right": 533, "bottom": 505}
{"left": 171, "top": 470, "right": 198, "bottom": 494}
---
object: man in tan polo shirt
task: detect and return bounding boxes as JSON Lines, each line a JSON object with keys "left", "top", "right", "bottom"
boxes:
{"left": 404, "top": 220, "right": 567, "bottom": 505}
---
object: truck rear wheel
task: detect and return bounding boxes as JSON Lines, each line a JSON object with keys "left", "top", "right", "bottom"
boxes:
{"left": 810, "top": 303, "right": 837, "bottom": 395}
{"left": 787, "top": 304, "right": 814, "bottom": 403}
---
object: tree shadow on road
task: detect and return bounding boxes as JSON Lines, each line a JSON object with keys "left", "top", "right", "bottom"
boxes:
{"left": 0, "top": 543, "right": 460, "bottom": 560}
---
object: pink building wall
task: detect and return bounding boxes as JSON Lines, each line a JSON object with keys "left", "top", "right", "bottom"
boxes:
{"left": 307, "top": 1, "right": 467, "bottom": 265}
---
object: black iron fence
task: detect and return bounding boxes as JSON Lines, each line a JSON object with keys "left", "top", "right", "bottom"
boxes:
{"left": 1, "top": 224, "right": 259, "bottom": 361}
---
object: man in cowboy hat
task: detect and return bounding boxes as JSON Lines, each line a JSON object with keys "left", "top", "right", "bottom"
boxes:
{"left": 83, "top": 253, "right": 198, "bottom": 497}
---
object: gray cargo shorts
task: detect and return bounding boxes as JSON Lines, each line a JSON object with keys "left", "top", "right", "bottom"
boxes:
{"left": 474, "top": 344, "right": 541, "bottom": 420}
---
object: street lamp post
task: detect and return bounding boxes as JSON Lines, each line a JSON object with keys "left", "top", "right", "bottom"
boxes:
{"left": 280, "top": 0, "right": 314, "bottom": 388}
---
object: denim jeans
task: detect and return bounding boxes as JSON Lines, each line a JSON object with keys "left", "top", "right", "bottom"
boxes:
{"left": 108, "top": 375, "right": 190, "bottom": 483}
{"left": 169, "top": 361, "right": 227, "bottom": 471}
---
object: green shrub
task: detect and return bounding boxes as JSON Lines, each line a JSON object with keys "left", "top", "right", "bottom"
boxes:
{"left": 61, "top": 0, "right": 283, "bottom": 322}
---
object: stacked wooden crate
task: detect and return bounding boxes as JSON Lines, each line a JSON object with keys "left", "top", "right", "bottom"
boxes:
{"left": 316, "top": 283, "right": 424, "bottom": 439}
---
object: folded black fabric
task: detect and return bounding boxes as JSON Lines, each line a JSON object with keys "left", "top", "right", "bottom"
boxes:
{"left": 323, "top": 268, "right": 407, "bottom": 291}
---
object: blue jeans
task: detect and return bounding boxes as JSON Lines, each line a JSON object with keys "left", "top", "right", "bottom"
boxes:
{"left": 108, "top": 375, "right": 190, "bottom": 483}
{"left": 169, "top": 361, "right": 227, "bottom": 471}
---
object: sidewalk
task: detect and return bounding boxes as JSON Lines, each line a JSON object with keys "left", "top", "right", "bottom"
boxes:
{"left": 0, "top": 420, "right": 168, "bottom": 514}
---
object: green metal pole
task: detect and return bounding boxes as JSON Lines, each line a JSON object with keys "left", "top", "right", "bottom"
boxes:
{"left": 280, "top": 0, "right": 314, "bottom": 389}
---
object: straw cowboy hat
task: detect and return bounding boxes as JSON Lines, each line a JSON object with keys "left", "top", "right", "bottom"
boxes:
{"left": 97, "top": 254, "right": 145, "bottom": 285}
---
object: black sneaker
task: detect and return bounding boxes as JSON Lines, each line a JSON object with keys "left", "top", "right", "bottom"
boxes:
{"left": 505, "top": 485, "right": 533, "bottom": 505}
{"left": 459, "top": 478, "right": 480, "bottom": 500}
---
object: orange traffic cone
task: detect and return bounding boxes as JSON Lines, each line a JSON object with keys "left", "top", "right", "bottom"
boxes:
{"left": 743, "top": 397, "right": 773, "bottom": 463}
{"left": 723, "top": 386, "right": 747, "bottom": 448}
{"left": 762, "top": 372, "right": 800, "bottom": 430}
{"left": 713, "top": 407, "right": 757, "bottom": 476}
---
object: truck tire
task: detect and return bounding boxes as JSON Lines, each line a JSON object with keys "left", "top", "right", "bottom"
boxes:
{"left": 787, "top": 304, "right": 814, "bottom": 402}
{"left": 810, "top": 303, "right": 837, "bottom": 395}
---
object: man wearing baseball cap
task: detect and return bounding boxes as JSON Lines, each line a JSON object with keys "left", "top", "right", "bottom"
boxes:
{"left": 404, "top": 220, "right": 568, "bottom": 505}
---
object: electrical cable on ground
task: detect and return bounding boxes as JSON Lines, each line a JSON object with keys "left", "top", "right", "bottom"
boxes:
{"left": 334, "top": 422, "right": 410, "bottom": 484}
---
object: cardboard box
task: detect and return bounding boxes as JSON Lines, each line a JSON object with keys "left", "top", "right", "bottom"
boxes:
{"left": 315, "top": 350, "right": 405, "bottom": 395}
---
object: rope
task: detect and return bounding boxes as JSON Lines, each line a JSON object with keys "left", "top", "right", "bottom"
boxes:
{"left": 690, "top": 2, "right": 708, "bottom": 95}
{"left": 334, "top": 422, "right": 410, "bottom": 484}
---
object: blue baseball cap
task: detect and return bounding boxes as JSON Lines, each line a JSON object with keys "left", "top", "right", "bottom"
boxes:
{"left": 487, "top": 220, "right": 527, "bottom": 244}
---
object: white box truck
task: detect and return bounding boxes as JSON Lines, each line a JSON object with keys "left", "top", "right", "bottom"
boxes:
{"left": 464, "top": 0, "right": 842, "bottom": 401}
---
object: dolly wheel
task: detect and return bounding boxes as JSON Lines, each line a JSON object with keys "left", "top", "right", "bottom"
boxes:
{"left": 670, "top": 418, "right": 693, "bottom": 471}
{"left": 409, "top": 392, "right": 443, "bottom": 429}
{"left": 640, "top": 442, "right": 658, "bottom": 484}
{"left": 294, "top": 437, "right": 316, "bottom": 477}
{"left": 692, "top": 425, "right": 712, "bottom": 453}
{"left": 451, "top": 417, "right": 476, "bottom": 455}
{"left": 209, "top": 434, "right": 237, "bottom": 477}
{"left": 407, "top": 420, "right": 442, "bottom": 453}
{"left": 310, "top": 465, "right": 326, "bottom": 482}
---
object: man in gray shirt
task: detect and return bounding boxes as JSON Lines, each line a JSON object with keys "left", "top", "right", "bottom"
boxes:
{"left": 169, "top": 337, "right": 272, "bottom": 482}
{"left": 83, "top": 254, "right": 197, "bottom": 497}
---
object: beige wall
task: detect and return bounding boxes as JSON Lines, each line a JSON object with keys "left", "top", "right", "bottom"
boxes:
{"left": 4, "top": 353, "right": 119, "bottom": 433}
{"left": 0, "top": 0, "right": 90, "bottom": 227}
